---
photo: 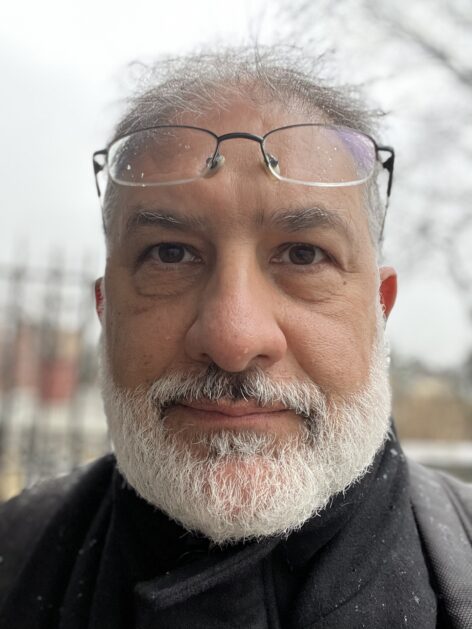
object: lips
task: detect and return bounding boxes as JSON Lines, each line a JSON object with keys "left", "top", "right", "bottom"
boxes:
{"left": 179, "top": 400, "right": 287, "bottom": 417}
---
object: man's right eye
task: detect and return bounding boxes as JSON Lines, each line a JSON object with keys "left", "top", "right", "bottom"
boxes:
{"left": 147, "top": 243, "right": 198, "bottom": 264}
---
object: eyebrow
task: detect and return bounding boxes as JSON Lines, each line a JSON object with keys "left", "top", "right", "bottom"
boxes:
{"left": 267, "top": 205, "right": 352, "bottom": 236}
{"left": 126, "top": 208, "right": 207, "bottom": 234}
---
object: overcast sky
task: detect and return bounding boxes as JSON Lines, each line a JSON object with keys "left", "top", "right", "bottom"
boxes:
{"left": 1, "top": 0, "right": 470, "bottom": 368}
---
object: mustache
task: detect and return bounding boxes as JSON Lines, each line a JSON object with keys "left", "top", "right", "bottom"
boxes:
{"left": 142, "top": 363, "right": 328, "bottom": 420}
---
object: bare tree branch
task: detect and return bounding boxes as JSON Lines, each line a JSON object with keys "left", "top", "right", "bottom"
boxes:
{"left": 364, "top": 4, "right": 472, "bottom": 88}
{"left": 445, "top": 2, "right": 472, "bottom": 31}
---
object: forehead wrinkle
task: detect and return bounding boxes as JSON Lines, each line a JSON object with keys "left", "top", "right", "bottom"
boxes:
{"left": 254, "top": 207, "right": 266, "bottom": 227}
{"left": 267, "top": 205, "right": 353, "bottom": 237}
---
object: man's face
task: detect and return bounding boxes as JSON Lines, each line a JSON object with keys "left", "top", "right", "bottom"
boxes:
{"left": 98, "top": 100, "right": 396, "bottom": 541}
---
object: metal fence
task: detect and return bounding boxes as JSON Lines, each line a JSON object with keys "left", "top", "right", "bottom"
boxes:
{"left": 0, "top": 259, "right": 109, "bottom": 501}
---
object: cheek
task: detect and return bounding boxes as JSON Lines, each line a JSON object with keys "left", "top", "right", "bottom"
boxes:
{"left": 285, "top": 302, "right": 377, "bottom": 393}
{"left": 104, "top": 293, "right": 192, "bottom": 389}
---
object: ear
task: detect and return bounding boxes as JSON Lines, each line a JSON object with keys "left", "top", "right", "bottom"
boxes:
{"left": 379, "top": 266, "right": 397, "bottom": 320}
{"left": 94, "top": 277, "right": 105, "bottom": 323}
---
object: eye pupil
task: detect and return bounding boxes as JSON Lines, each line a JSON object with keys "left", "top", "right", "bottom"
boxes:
{"left": 157, "top": 244, "right": 185, "bottom": 263}
{"left": 289, "top": 245, "right": 316, "bottom": 265}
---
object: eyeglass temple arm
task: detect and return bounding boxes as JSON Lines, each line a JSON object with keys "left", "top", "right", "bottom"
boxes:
{"left": 92, "top": 150, "right": 107, "bottom": 197}
{"left": 376, "top": 146, "right": 395, "bottom": 244}
{"left": 377, "top": 146, "right": 395, "bottom": 202}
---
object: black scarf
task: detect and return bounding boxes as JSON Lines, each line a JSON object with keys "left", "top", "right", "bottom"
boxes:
{"left": 1, "top": 432, "right": 438, "bottom": 628}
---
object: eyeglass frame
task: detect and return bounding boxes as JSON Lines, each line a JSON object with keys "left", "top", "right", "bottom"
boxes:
{"left": 94, "top": 122, "right": 394, "bottom": 191}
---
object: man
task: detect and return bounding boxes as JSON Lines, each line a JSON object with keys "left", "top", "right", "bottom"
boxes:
{"left": 0, "top": 47, "right": 471, "bottom": 629}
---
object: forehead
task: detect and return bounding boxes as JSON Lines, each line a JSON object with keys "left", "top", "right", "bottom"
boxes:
{"left": 177, "top": 97, "right": 325, "bottom": 134}
{"left": 108, "top": 98, "right": 371, "bottom": 242}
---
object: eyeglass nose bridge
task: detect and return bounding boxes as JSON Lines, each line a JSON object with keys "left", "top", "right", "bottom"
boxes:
{"left": 206, "top": 131, "right": 273, "bottom": 173}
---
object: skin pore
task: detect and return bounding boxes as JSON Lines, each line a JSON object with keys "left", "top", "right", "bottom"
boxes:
{"left": 97, "top": 98, "right": 397, "bottom": 473}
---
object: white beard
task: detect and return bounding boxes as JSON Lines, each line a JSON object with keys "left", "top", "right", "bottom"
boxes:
{"left": 100, "top": 305, "right": 392, "bottom": 545}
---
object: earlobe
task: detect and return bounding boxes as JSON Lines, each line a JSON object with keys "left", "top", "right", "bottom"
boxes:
{"left": 94, "top": 278, "right": 105, "bottom": 323}
{"left": 379, "top": 266, "right": 397, "bottom": 320}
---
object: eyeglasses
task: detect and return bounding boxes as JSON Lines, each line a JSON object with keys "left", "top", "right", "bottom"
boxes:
{"left": 93, "top": 123, "right": 394, "bottom": 199}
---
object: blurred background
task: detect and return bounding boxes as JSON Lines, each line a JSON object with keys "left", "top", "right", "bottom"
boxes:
{"left": 0, "top": 0, "right": 471, "bottom": 500}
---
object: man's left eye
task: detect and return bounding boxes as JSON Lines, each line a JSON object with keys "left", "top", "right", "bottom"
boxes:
{"left": 276, "top": 244, "right": 327, "bottom": 265}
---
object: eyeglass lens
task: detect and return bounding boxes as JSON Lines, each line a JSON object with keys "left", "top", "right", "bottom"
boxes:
{"left": 263, "top": 126, "right": 376, "bottom": 185}
{"left": 108, "top": 127, "right": 218, "bottom": 185}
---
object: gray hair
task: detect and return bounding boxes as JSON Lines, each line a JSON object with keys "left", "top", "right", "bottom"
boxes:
{"left": 102, "top": 46, "right": 385, "bottom": 247}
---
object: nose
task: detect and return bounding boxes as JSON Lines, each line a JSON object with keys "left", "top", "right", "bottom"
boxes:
{"left": 184, "top": 261, "right": 287, "bottom": 373}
